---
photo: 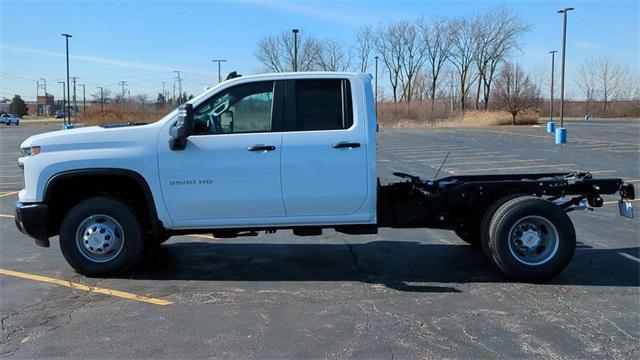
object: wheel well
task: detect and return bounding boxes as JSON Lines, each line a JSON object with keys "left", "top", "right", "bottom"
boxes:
{"left": 45, "top": 170, "right": 159, "bottom": 238}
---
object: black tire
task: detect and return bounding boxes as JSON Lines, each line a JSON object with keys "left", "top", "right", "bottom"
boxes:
{"left": 59, "top": 196, "right": 145, "bottom": 276}
{"left": 479, "top": 194, "right": 526, "bottom": 265}
{"left": 487, "top": 196, "right": 576, "bottom": 282}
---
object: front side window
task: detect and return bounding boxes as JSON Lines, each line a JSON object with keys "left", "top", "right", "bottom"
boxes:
{"left": 193, "top": 81, "right": 274, "bottom": 135}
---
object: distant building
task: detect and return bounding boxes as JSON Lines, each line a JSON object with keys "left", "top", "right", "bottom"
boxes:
{"left": 26, "top": 94, "right": 57, "bottom": 116}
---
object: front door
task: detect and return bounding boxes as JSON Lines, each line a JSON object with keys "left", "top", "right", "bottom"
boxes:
{"left": 158, "top": 80, "right": 286, "bottom": 226}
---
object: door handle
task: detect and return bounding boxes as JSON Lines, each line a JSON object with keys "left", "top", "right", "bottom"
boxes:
{"left": 332, "top": 142, "right": 361, "bottom": 149}
{"left": 247, "top": 144, "right": 276, "bottom": 152}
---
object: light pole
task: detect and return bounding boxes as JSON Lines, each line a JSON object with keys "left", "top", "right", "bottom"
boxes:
{"left": 556, "top": 7, "right": 574, "bottom": 144}
{"left": 547, "top": 50, "right": 558, "bottom": 133}
{"left": 61, "top": 33, "right": 72, "bottom": 126}
{"left": 57, "top": 81, "right": 65, "bottom": 124}
{"left": 211, "top": 59, "right": 227, "bottom": 83}
{"left": 292, "top": 29, "right": 299, "bottom": 72}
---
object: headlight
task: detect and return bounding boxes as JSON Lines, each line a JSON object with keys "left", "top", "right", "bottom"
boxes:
{"left": 21, "top": 146, "right": 41, "bottom": 156}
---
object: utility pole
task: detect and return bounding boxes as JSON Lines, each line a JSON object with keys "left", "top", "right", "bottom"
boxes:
{"left": 118, "top": 81, "right": 127, "bottom": 112}
{"left": 40, "top": 78, "right": 47, "bottom": 96}
{"left": 174, "top": 71, "right": 182, "bottom": 104}
{"left": 549, "top": 50, "right": 557, "bottom": 123}
{"left": 558, "top": 7, "right": 574, "bottom": 131}
{"left": 211, "top": 59, "right": 227, "bottom": 83}
{"left": 71, "top": 76, "right": 78, "bottom": 120}
{"left": 292, "top": 29, "right": 299, "bottom": 71}
{"left": 161, "top": 81, "right": 166, "bottom": 103}
{"left": 79, "top": 84, "right": 85, "bottom": 118}
{"left": 172, "top": 82, "right": 176, "bottom": 104}
{"left": 96, "top": 86, "right": 104, "bottom": 111}
{"left": 61, "top": 33, "right": 72, "bottom": 125}
{"left": 58, "top": 81, "right": 65, "bottom": 123}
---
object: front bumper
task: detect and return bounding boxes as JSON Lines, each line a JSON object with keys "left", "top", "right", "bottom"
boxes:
{"left": 15, "top": 201, "right": 49, "bottom": 247}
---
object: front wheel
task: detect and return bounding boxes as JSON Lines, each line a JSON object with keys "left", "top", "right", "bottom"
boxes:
{"left": 487, "top": 196, "right": 576, "bottom": 282}
{"left": 59, "top": 196, "right": 145, "bottom": 276}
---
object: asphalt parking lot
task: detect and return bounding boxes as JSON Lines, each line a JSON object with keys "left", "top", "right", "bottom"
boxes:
{"left": 1, "top": 120, "right": 639, "bottom": 358}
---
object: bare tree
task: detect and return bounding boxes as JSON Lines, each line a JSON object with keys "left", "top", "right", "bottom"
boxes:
{"left": 494, "top": 62, "right": 539, "bottom": 124}
{"left": 316, "top": 39, "right": 351, "bottom": 71}
{"left": 255, "top": 31, "right": 320, "bottom": 72}
{"left": 597, "top": 57, "right": 626, "bottom": 111}
{"left": 474, "top": 7, "right": 530, "bottom": 110}
{"left": 396, "top": 21, "right": 427, "bottom": 103}
{"left": 375, "top": 22, "right": 405, "bottom": 103}
{"left": 354, "top": 25, "right": 375, "bottom": 73}
{"left": 418, "top": 17, "right": 453, "bottom": 113}
{"left": 575, "top": 60, "right": 597, "bottom": 114}
{"left": 448, "top": 16, "right": 479, "bottom": 111}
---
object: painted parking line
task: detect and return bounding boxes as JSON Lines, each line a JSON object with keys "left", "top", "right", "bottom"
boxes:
{"left": 0, "top": 213, "right": 14, "bottom": 218}
{"left": 0, "top": 268, "right": 173, "bottom": 306}
{"left": 442, "top": 158, "right": 546, "bottom": 166}
{"left": 603, "top": 199, "right": 640, "bottom": 205}
{"left": 0, "top": 191, "right": 18, "bottom": 198}
{"left": 448, "top": 163, "right": 575, "bottom": 173}
{"left": 414, "top": 154, "right": 517, "bottom": 162}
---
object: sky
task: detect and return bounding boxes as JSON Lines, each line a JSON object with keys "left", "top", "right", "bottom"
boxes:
{"left": 0, "top": 0, "right": 638, "bottom": 102}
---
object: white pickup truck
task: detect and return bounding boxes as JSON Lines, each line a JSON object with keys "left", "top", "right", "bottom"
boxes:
{"left": 15, "top": 72, "right": 634, "bottom": 281}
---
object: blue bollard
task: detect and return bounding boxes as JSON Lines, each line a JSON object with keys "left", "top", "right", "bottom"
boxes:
{"left": 547, "top": 121, "right": 555, "bottom": 133}
{"left": 555, "top": 127, "right": 567, "bottom": 144}
{"left": 63, "top": 124, "right": 75, "bottom": 130}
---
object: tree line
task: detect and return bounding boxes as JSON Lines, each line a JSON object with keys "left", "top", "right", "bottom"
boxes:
{"left": 255, "top": 6, "right": 532, "bottom": 114}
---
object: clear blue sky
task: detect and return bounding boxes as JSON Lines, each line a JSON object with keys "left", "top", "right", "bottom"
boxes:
{"left": 1, "top": 0, "right": 638, "bottom": 102}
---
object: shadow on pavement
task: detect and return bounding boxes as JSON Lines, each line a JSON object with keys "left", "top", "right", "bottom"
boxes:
{"left": 132, "top": 240, "right": 640, "bottom": 292}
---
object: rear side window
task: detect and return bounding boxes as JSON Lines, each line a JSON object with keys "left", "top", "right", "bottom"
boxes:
{"left": 294, "top": 79, "right": 353, "bottom": 131}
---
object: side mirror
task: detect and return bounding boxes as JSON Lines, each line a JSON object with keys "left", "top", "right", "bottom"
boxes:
{"left": 169, "top": 104, "right": 194, "bottom": 151}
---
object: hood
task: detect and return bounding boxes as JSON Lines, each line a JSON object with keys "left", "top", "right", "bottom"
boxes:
{"left": 19, "top": 122, "right": 162, "bottom": 151}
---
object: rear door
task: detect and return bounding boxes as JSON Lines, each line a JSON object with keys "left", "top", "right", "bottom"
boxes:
{"left": 280, "top": 78, "right": 368, "bottom": 217}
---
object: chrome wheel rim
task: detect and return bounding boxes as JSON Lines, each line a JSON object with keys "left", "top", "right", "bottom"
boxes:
{"left": 75, "top": 214, "right": 125, "bottom": 263}
{"left": 508, "top": 215, "right": 559, "bottom": 266}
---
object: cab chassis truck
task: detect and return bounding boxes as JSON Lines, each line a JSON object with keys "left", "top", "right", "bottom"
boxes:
{"left": 15, "top": 72, "right": 635, "bottom": 282}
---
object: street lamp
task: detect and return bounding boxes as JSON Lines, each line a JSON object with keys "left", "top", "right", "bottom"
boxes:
{"left": 547, "top": 50, "right": 558, "bottom": 133}
{"left": 211, "top": 59, "right": 227, "bottom": 83}
{"left": 556, "top": 7, "right": 574, "bottom": 144}
{"left": 61, "top": 33, "right": 72, "bottom": 126}
{"left": 292, "top": 29, "right": 299, "bottom": 72}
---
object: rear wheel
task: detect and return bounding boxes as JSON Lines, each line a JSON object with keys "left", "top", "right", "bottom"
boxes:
{"left": 486, "top": 196, "right": 575, "bottom": 282}
{"left": 59, "top": 196, "right": 145, "bottom": 276}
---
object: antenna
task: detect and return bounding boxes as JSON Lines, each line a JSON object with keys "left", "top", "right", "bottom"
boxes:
{"left": 433, "top": 151, "right": 450, "bottom": 181}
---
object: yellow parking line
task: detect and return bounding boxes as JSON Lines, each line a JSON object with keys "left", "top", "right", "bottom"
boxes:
{"left": 186, "top": 234, "right": 217, "bottom": 240}
{"left": 0, "top": 268, "right": 173, "bottom": 306}
{"left": 0, "top": 213, "right": 14, "bottom": 218}
{"left": 0, "top": 191, "right": 18, "bottom": 198}
{"left": 0, "top": 182, "right": 22, "bottom": 186}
